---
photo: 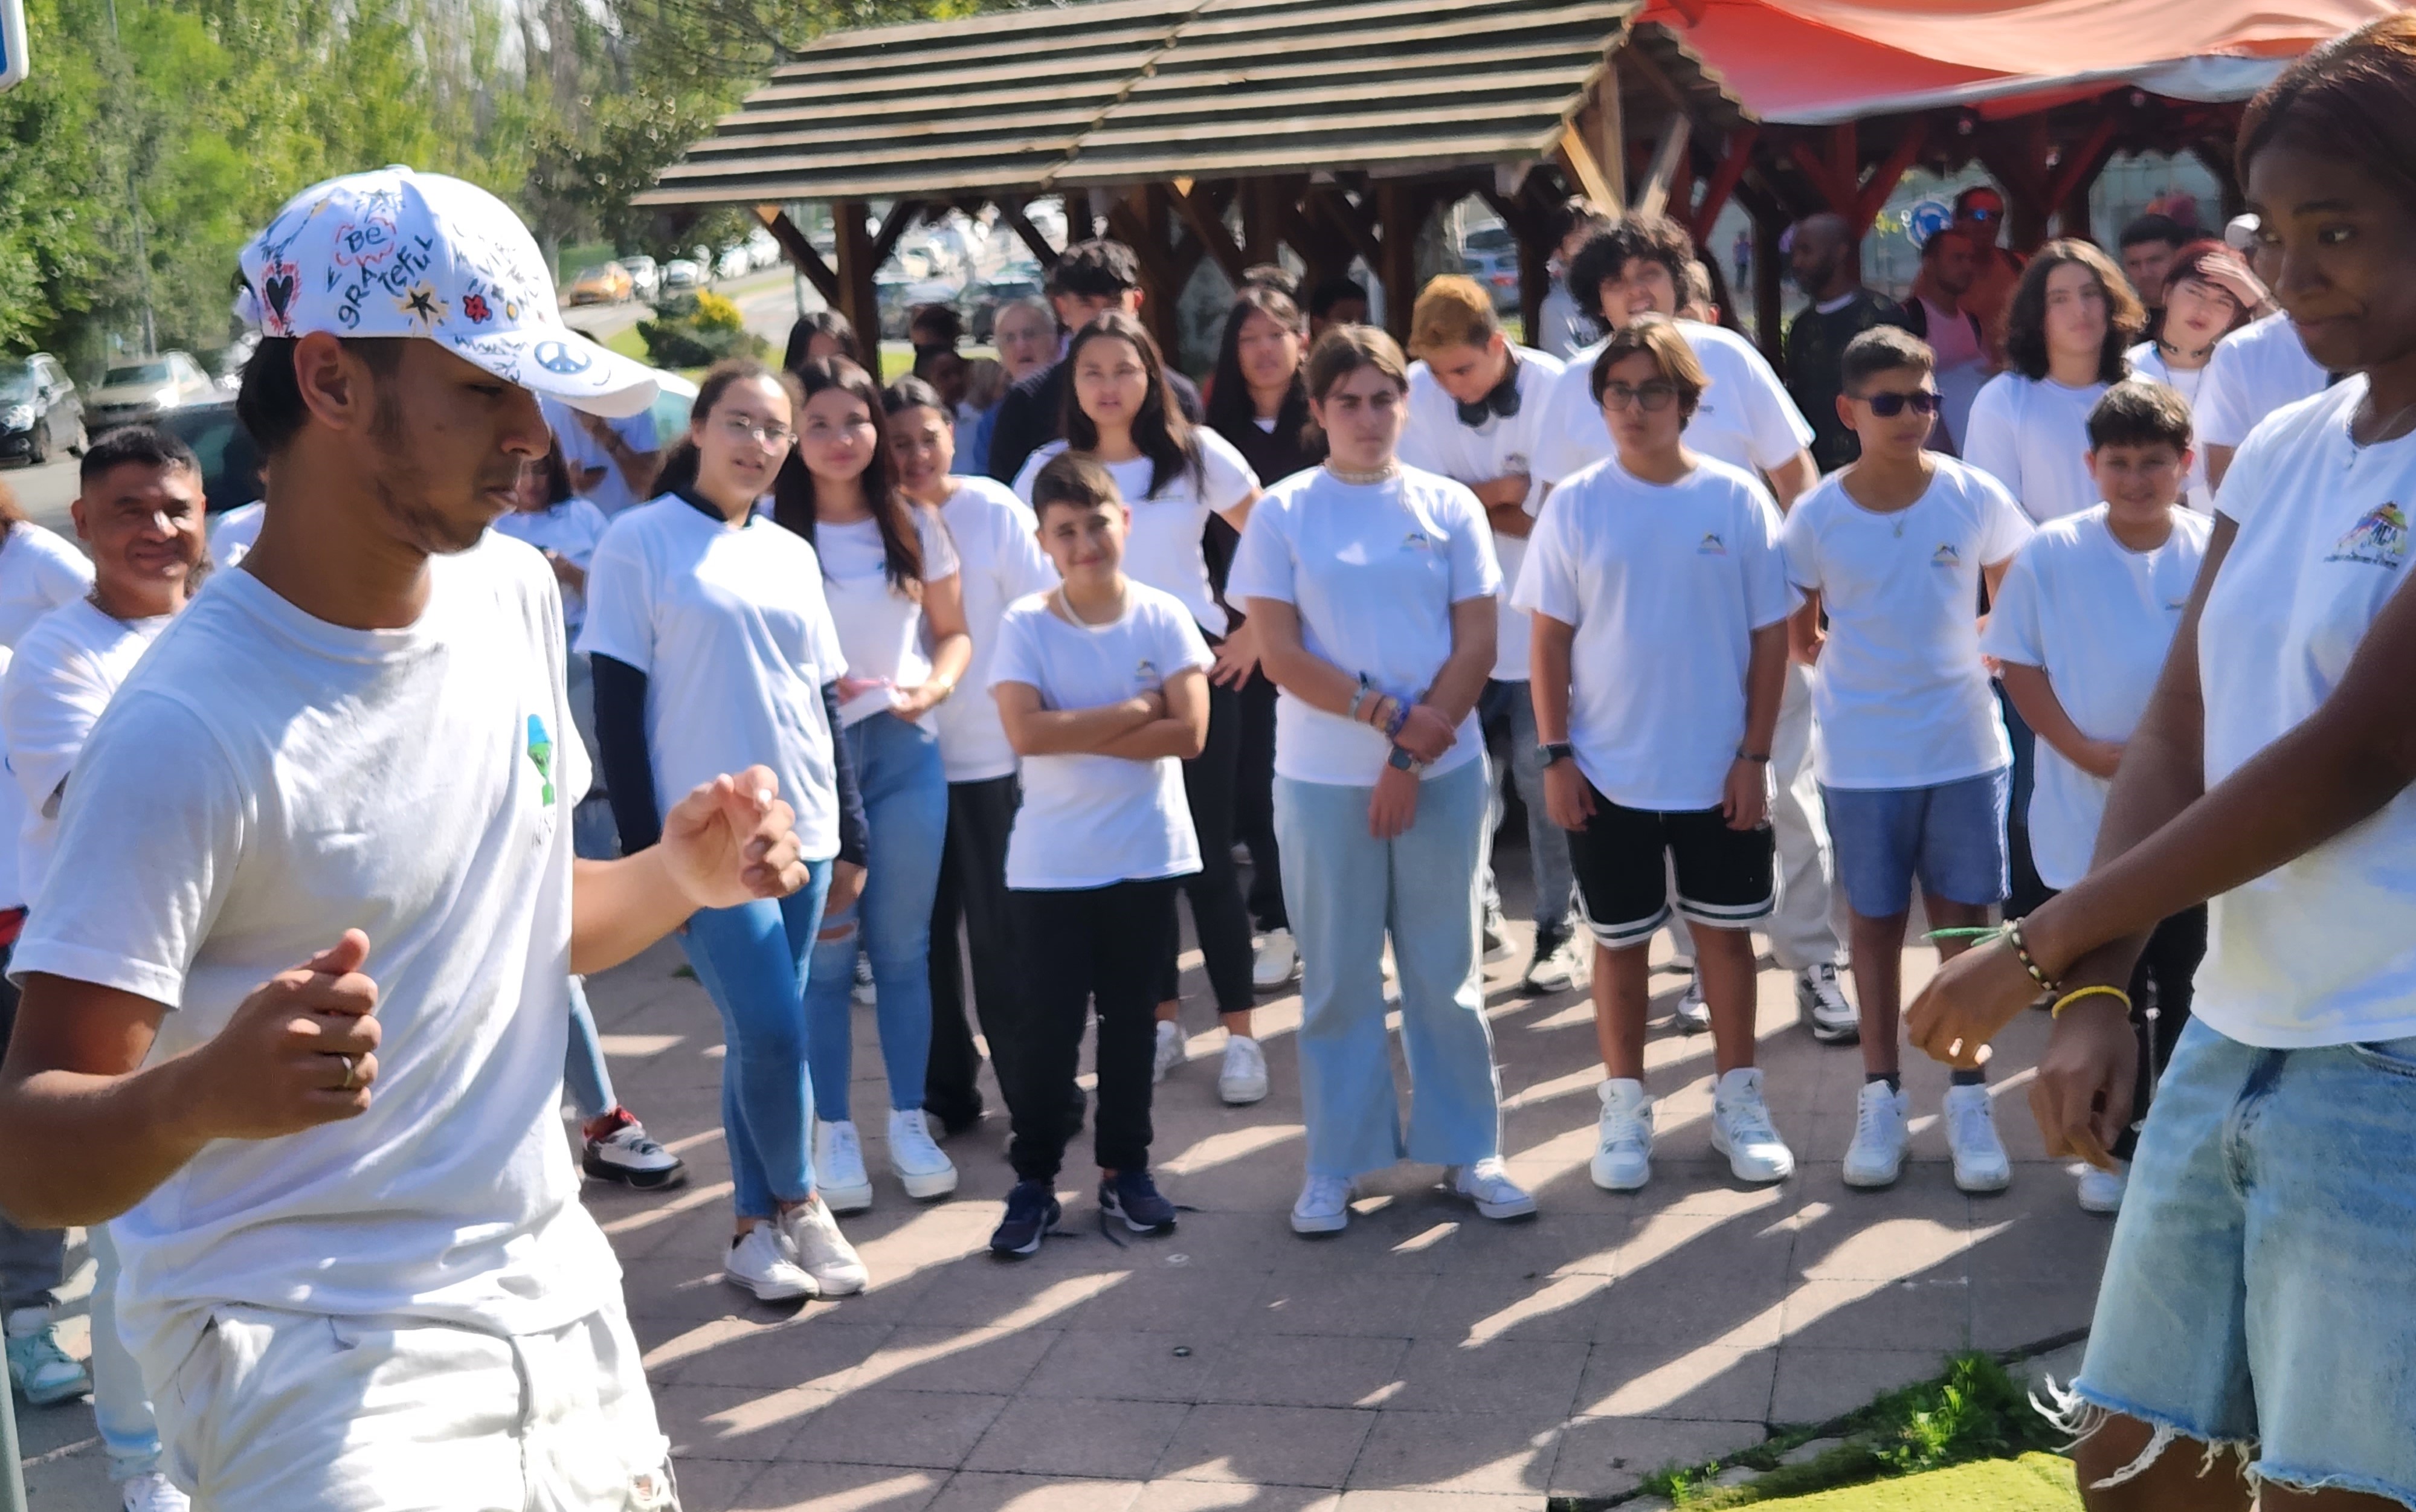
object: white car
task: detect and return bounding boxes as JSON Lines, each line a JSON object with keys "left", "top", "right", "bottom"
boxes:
{"left": 85, "top": 352, "right": 218, "bottom": 429}
{"left": 715, "top": 246, "right": 752, "bottom": 282}
{"left": 621, "top": 255, "right": 661, "bottom": 301}
{"left": 745, "top": 228, "right": 781, "bottom": 271}
{"left": 662, "top": 259, "right": 704, "bottom": 293}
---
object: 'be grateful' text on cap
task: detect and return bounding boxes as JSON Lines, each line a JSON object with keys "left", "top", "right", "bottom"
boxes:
{"left": 235, "top": 166, "right": 657, "bottom": 419}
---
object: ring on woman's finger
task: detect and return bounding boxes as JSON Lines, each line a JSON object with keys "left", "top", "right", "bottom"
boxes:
{"left": 333, "top": 1052, "right": 361, "bottom": 1091}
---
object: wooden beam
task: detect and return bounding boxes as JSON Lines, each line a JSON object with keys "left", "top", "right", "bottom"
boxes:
{"left": 995, "top": 198, "right": 1061, "bottom": 269}
{"left": 1687, "top": 127, "right": 1759, "bottom": 240}
{"left": 1619, "top": 44, "right": 1698, "bottom": 123}
{"left": 2044, "top": 112, "right": 2122, "bottom": 240}
{"left": 1590, "top": 64, "right": 1627, "bottom": 209}
{"left": 1785, "top": 140, "right": 1854, "bottom": 218}
{"left": 1168, "top": 182, "right": 1246, "bottom": 282}
{"left": 1633, "top": 117, "right": 1692, "bottom": 220}
{"left": 1307, "top": 187, "right": 1382, "bottom": 269}
{"left": 831, "top": 198, "right": 881, "bottom": 361}
{"left": 1556, "top": 124, "right": 1617, "bottom": 214}
{"left": 1375, "top": 181, "right": 1422, "bottom": 343}
{"left": 1107, "top": 187, "right": 1185, "bottom": 358}
{"left": 1751, "top": 201, "right": 1786, "bottom": 368}
{"left": 756, "top": 206, "right": 839, "bottom": 306}
{"left": 1851, "top": 119, "right": 1930, "bottom": 235}
{"left": 868, "top": 199, "right": 924, "bottom": 273}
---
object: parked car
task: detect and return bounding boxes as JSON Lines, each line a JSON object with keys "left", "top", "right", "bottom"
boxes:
{"left": 565, "top": 262, "right": 635, "bottom": 306}
{"left": 85, "top": 351, "right": 217, "bottom": 430}
{"left": 0, "top": 354, "right": 85, "bottom": 466}
{"left": 878, "top": 277, "right": 961, "bottom": 340}
{"left": 744, "top": 228, "right": 781, "bottom": 271}
{"left": 1459, "top": 221, "right": 1521, "bottom": 314}
{"left": 661, "top": 259, "right": 704, "bottom": 293}
{"left": 967, "top": 275, "right": 1045, "bottom": 342}
{"left": 714, "top": 245, "right": 753, "bottom": 282}
{"left": 621, "top": 255, "right": 661, "bottom": 302}
{"left": 151, "top": 398, "right": 262, "bottom": 516}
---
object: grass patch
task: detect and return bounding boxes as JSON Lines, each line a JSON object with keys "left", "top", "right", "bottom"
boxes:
{"left": 598, "top": 323, "right": 649, "bottom": 362}
{"left": 1740, "top": 1453, "right": 2077, "bottom": 1510}
{"left": 1625, "top": 1353, "right": 2065, "bottom": 1508}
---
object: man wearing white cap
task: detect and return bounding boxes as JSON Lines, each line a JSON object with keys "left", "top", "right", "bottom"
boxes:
{"left": 0, "top": 167, "right": 804, "bottom": 1510}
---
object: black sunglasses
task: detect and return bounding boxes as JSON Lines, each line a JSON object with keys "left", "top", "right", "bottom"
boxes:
{"left": 1861, "top": 390, "right": 1942, "bottom": 418}
{"left": 1960, "top": 205, "right": 2001, "bottom": 222}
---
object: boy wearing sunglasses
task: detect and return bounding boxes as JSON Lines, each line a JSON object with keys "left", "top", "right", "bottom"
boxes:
{"left": 1781, "top": 327, "right": 2034, "bottom": 1194}
{"left": 1517, "top": 317, "right": 1800, "bottom": 1192}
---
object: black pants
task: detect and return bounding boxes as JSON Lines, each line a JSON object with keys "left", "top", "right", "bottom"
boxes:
{"left": 1234, "top": 669, "right": 1287, "bottom": 932}
{"left": 2115, "top": 904, "right": 2207, "bottom": 1161}
{"left": 1002, "top": 879, "right": 1180, "bottom": 1182}
{"left": 926, "top": 775, "right": 1025, "bottom": 1125}
{"left": 1157, "top": 674, "right": 1257, "bottom": 1014}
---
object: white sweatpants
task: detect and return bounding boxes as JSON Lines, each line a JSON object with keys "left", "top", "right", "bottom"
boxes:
{"left": 155, "top": 1296, "right": 675, "bottom": 1512}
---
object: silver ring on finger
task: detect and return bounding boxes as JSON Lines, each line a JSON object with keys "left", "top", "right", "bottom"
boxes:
{"left": 335, "top": 1053, "right": 359, "bottom": 1091}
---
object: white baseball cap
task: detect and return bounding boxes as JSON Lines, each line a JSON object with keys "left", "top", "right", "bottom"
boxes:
{"left": 234, "top": 166, "right": 657, "bottom": 419}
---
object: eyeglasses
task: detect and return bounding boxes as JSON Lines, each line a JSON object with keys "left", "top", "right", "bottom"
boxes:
{"left": 718, "top": 413, "right": 796, "bottom": 449}
{"left": 1859, "top": 390, "right": 1942, "bottom": 418}
{"left": 1600, "top": 381, "right": 1680, "bottom": 412}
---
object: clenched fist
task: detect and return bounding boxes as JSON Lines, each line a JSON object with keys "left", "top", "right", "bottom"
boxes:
{"left": 190, "top": 929, "right": 382, "bottom": 1140}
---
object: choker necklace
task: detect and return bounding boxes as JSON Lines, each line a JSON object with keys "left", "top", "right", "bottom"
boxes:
{"left": 2157, "top": 338, "right": 2215, "bottom": 365}
{"left": 1324, "top": 460, "right": 1400, "bottom": 486}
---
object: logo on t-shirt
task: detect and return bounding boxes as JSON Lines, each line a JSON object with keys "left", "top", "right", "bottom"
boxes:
{"left": 2325, "top": 503, "right": 2409, "bottom": 570}
{"left": 1698, "top": 532, "right": 1727, "bottom": 556}
{"left": 525, "top": 714, "right": 555, "bottom": 806}
{"left": 1135, "top": 656, "right": 1159, "bottom": 684}
{"left": 1403, "top": 532, "right": 1433, "bottom": 552}
{"left": 1931, "top": 542, "right": 1962, "bottom": 568}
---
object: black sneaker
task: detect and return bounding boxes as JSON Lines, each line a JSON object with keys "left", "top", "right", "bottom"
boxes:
{"left": 990, "top": 1179, "right": 1060, "bottom": 1259}
{"left": 925, "top": 1093, "right": 985, "bottom": 1140}
{"left": 1100, "top": 1169, "right": 1178, "bottom": 1234}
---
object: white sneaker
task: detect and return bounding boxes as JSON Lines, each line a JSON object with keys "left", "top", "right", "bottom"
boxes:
{"left": 1481, "top": 904, "right": 1513, "bottom": 962}
{"left": 782, "top": 1194, "right": 870, "bottom": 1296}
{"left": 886, "top": 1108, "right": 958, "bottom": 1200}
{"left": 724, "top": 1223, "right": 817, "bottom": 1302}
{"left": 1252, "top": 928, "right": 1301, "bottom": 991}
{"left": 2076, "top": 1160, "right": 2128, "bottom": 1214}
{"left": 1449, "top": 1157, "right": 1538, "bottom": 1220}
{"left": 1152, "top": 1018, "right": 1185, "bottom": 1083}
{"left": 119, "top": 1472, "right": 190, "bottom": 1512}
{"left": 1843, "top": 1080, "right": 1911, "bottom": 1189}
{"left": 1522, "top": 933, "right": 1586, "bottom": 994}
{"left": 1796, "top": 962, "right": 1859, "bottom": 1044}
{"left": 814, "top": 1119, "right": 874, "bottom": 1212}
{"left": 1291, "top": 1173, "right": 1353, "bottom": 1235}
{"left": 1675, "top": 975, "right": 1710, "bottom": 1034}
{"left": 1590, "top": 1078, "right": 1655, "bottom": 1191}
{"left": 1218, "top": 1035, "right": 1269, "bottom": 1105}
{"left": 1711, "top": 1067, "right": 1796, "bottom": 1183}
{"left": 1944, "top": 1084, "right": 2013, "bottom": 1192}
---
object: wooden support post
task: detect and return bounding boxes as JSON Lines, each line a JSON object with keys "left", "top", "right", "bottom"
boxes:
{"left": 1374, "top": 182, "right": 1427, "bottom": 343}
{"left": 832, "top": 198, "right": 881, "bottom": 359}
{"left": 1687, "top": 126, "right": 1760, "bottom": 240}
{"left": 2046, "top": 113, "right": 2121, "bottom": 242}
{"left": 1240, "top": 180, "right": 1280, "bottom": 269}
{"left": 1556, "top": 127, "right": 1618, "bottom": 216}
{"left": 1751, "top": 202, "right": 1786, "bottom": 369}
{"left": 1851, "top": 119, "right": 1930, "bottom": 236}
{"left": 756, "top": 206, "right": 839, "bottom": 307}
{"left": 1107, "top": 187, "right": 1185, "bottom": 358}
{"left": 1633, "top": 117, "right": 1693, "bottom": 221}
{"left": 1169, "top": 181, "right": 1246, "bottom": 283}
{"left": 1591, "top": 66, "right": 1627, "bottom": 210}
{"left": 996, "top": 197, "right": 1062, "bottom": 270}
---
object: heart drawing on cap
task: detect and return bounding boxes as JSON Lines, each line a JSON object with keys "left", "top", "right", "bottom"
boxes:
{"left": 261, "top": 270, "right": 298, "bottom": 330}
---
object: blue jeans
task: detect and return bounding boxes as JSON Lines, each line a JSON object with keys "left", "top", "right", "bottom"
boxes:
{"left": 1478, "top": 679, "right": 1575, "bottom": 943}
{"left": 2067, "top": 1018, "right": 2416, "bottom": 1504}
{"left": 680, "top": 864, "right": 833, "bottom": 1220}
{"left": 1275, "top": 759, "right": 1504, "bottom": 1178}
{"left": 89, "top": 1224, "right": 161, "bottom": 1481}
{"left": 805, "top": 713, "right": 948, "bottom": 1121}
{"left": 564, "top": 977, "right": 614, "bottom": 1122}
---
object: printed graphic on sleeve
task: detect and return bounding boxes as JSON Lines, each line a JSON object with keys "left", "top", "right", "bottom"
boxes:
{"left": 2324, "top": 503, "right": 2409, "bottom": 570}
{"left": 526, "top": 714, "right": 555, "bottom": 806}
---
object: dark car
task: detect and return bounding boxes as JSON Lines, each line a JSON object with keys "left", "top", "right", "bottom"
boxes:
{"left": 152, "top": 397, "right": 263, "bottom": 517}
{"left": 0, "top": 353, "right": 86, "bottom": 466}
{"left": 967, "top": 277, "right": 1045, "bottom": 343}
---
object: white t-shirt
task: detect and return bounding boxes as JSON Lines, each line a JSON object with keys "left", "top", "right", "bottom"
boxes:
{"left": 988, "top": 584, "right": 1210, "bottom": 890}
{"left": 579, "top": 496, "right": 847, "bottom": 861}
{"left": 1980, "top": 506, "right": 2211, "bottom": 889}
{"left": 544, "top": 397, "right": 662, "bottom": 518}
{"left": 2194, "top": 379, "right": 2416, "bottom": 1046}
{"left": 1, "top": 599, "right": 173, "bottom": 901}
{"left": 1399, "top": 347, "right": 1564, "bottom": 683}
{"left": 0, "top": 524, "right": 94, "bottom": 649}
{"left": 492, "top": 497, "right": 611, "bottom": 636}
{"left": 813, "top": 507, "right": 960, "bottom": 729}
{"left": 1782, "top": 457, "right": 2034, "bottom": 789}
{"left": 10, "top": 535, "right": 614, "bottom": 1388}
{"left": 207, "top": 501, "right": 266, "bottom": 571}
{"left": 1011, "top": 430, "right": 1259, "bottom": 635}
{"left": 2195, "top": 310, "right": 2328, "bottom": 451}
{"left": 1962, "top": 373, "right": 2105, "bottom": 524}
{"left": 0, "top": 646, "right": 20, "bottom": 910}
{"left": 1226, "top": 465, "right": 1500, "bottom": 787}
{"left": 1533, "top": 321, "right": 1812, "bottom": 486}
{"left": 2121, "top": 344, "right": 2212, "bottom": 513}
{"left": 935, "top": 478, "right": 1058, "bottom": 783}
{"left": 1512, "top": 456, "right": 1796, "bottom": 811}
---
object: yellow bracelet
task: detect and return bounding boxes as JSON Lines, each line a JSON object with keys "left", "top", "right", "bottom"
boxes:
{"left": 2049, "top": 985, "right": 2131, "bottom": 1020}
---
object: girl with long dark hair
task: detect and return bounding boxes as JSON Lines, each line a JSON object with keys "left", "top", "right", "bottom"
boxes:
{"left": 774, "top": 356, "right": 970, "bottom": 1211}
{"left": 1010, "top": 312, "right": 1271, "bottom": 1105}
{"left": 1965, "top": 239, "right": 2148, "bottom": 525}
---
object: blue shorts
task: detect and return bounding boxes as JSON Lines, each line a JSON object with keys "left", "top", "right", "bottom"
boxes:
{"left": 2060, "top": 1018, "right": 2416, "bottom": 1507}
{"left": 1820, "top": 770, "right": 2009, "bottom": 919}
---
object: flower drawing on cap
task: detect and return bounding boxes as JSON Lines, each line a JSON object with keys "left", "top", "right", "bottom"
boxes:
{"left": 396, "top": 282, "right": 448, "bottom": 330}
{"left": 462, "top": 292, "right": 492, "bottom": 324}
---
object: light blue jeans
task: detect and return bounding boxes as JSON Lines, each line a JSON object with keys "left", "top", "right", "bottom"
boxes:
{"left": 805, "top": 713, "right": 949, "bottom": 1121}
{"left": 680, "top": 863, "right": 834, "bottom": 1220}
{"left": 88, "top": 1224, "right": 161, "bottom": 1482}
{"left": 2064, "top": 1018, "right": 2416, "bottom": 1505}
{"left": 1275, "top": 758, "right": 1504, "bottom": 1178}
{"left": 564, "top": 977, "right": 614, "bottom": 1122}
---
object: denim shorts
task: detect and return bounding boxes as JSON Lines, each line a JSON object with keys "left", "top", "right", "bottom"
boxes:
{"left": 2060, "top": 1017, "right": 2416, "bottom": 1507}
{"left": 1820, "top": 769, "right": 2009, "bottom": 918}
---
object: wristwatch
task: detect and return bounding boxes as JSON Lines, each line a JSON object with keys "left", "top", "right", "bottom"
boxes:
{"left": 1736, "top": 747, "right": 1771, "bottom": 763}
{"left": 1538, "top": 741, "right": 1575, "bottom": 767}
{"left": 1387, "top": 744, "right": 1422, "bottom": 772}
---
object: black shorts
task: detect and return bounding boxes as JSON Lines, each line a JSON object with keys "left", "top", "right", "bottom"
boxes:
{"left": 1566, "top": 785, "right": 1775, "bottom": 950}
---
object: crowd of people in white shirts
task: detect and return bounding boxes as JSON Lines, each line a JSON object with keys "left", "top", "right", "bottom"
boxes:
{"left": 3, "top": 17, "right": 2415, "bottom": 1499}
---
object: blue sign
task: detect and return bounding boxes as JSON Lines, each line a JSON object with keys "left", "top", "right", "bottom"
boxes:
{"left": 1906, "top": 198, "right": 1953, "bottom": 248}
{"left": 0, "top": 0, "right": 25, "bottom": 94}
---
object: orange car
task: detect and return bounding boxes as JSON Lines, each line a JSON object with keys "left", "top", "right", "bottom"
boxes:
{"left": 564, "top": 262, "right": 634, "bottom": 306}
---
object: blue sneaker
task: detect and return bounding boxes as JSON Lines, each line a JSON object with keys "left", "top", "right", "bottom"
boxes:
{"left": 1100, "top": 1169, "right": 1177, "bottom": 1234}
{"left": 989, "top": 1179, "right": 1060, "bottom": 1259}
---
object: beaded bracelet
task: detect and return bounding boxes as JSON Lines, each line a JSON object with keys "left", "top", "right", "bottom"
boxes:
{"left": 2005, "top": 918, "right": 2060, "bottom": 995}
{"left": 1383, "top": 700, "right": 1413, "bottom": 740}
{"left": 1346, "top": 674, "right": 1374, "bottom": 723}
{"left": 2050, "top": 985, "right": 2131, "bottom": 1020}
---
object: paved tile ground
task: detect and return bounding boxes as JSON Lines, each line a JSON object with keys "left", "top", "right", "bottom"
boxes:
{"left": 16, "top": 858, "right": 2111, "bottom": 1510}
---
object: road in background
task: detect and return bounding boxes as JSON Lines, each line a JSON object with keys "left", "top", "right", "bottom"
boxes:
{"left": 5, "top": 456, "right": 77, "bottom": 535}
